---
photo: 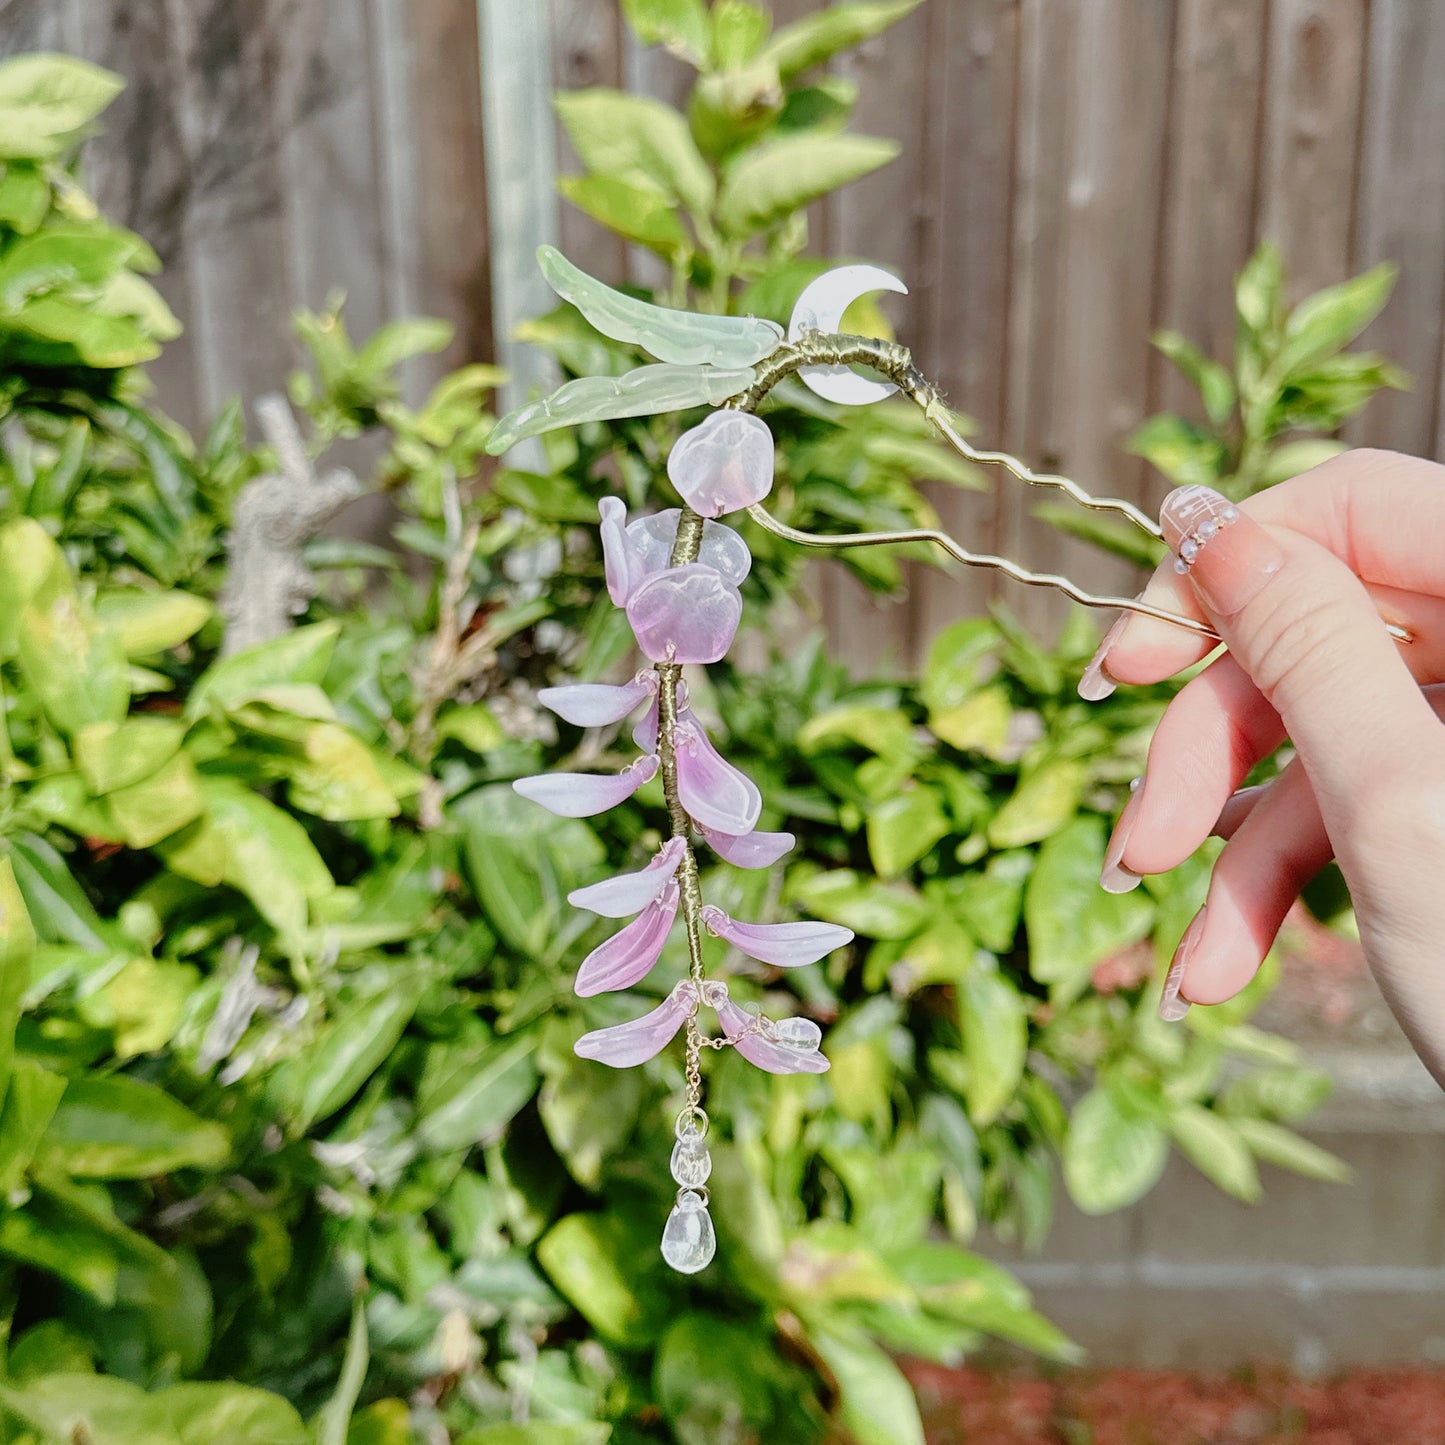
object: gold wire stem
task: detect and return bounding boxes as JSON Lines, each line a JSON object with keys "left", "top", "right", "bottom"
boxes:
{"left": 723, "top": 332, "right": 1225, "bottom": 640}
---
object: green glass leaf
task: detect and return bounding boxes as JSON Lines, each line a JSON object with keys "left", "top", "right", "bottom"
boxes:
{"left": 538, "top": 246, "right": 781, "bottom": 367}
{"left": 487, "top": 361, "right": 754, "bottom": 454}
{"left": 1063, "top": 1085, "right": 1169, "bottom": 1214}
{"left": 41, "top": 1075, "right": 230, "bottom": 1178}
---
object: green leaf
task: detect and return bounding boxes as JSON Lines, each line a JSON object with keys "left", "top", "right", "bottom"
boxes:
{"left": 929, "top": 684, "right": 1012, "bottom": 757}
{"left": 1278, "top": 261, "right": 1397, "bottom": 376}
{"left": 710, "top": 1, "right": 772, "bottom": 67}
{"left": 0, "top": 860, "right": 34, "bottom": 1112}
{"left": 314, "top": 1293, "right": 369, "bottom": 1445}
{"left": 457, "top": 1426, "right": 611, "bottom": 1445}
{"left": 1151, "top": 330, "right": 1236, "bottom": 427}
{"left": 487, "top": 362, "right": 754, "bottom": 453}
{"left": 459, "top": 783, "right": 604, "bottom": 954}
{"left": 0, "top": 1058, "right": 66, "bottom": 1195}
{"left": 759, "top": 0, "right": 922, "bottom": 81}
{"left": 809, "top": 1326, "right": 925, "bottom": 1445}
{"left": 1126, "top": 413, "right": 1230, "bottom": 488}
{"left": 866, "top": 787, "right": 951, "bottom": 879}
{"left": 538, "top": 1040, "right": 645, "bottom": 1189}
{"left": 555, "top": 89, "right": 714, "bottom": 215}
{"left": 42, "top": 1075, "right": 229, "bottom": 1178}
{"left": 0, "top": 517, "right": 60, "bottom": 656}
{"left": 187, "top": 621, "right": 339, "bottom": 715}
{"left": 0, "top": 227, "right": 139, "bottom": 309}
{"left": 957, "top": 968, "right": 1028, "bottom": 1126}
{"left": 0, "top": 54, "right": 124, "bottom": 159}
{"left": 100, "top": 957, "right": 200, "bottom": 1058}
{"left": 415, "top": 1030, "right": 540, "bottom": 1154}
{"left": 95, "top": 588, "right": 212, "bottom": 655}
{"left": 921, "top": 617, "right": 999, "bottom": 713}
{"left": 436, "top": 704, "right": 505, "bottom": 754}
{"left": 786, "top": 868, "right": 930, "bottom": 940}
{"left": 1168, "top": 1104, "right": 1261, "bottom": 1202}
{"left": 1063, "top": 1085, "right": 1169, "bottom": 1214}
{"left": 536, "top": 1212, "right": 675, "bottom": 1348}
{"left": 1024, "top": 815, "right": 1154, "bottom": 998}
{"left": 281, "top": 722, "right": 400, "bottom": 822}
{"left": 717, "top": 132, "right": 899, "bottom": 235}
{"left": 538, "top": 246, "right": 781, "bottom": 367}
{"left": 621, "top": 0, "right": 710, "bottom": 63}
{"left": 557, "top": 174, "right": 691, "bottom": 258}
{"left": 5, "top": 831, "right": 114, "bottom": 950}
{"left": 1219, "top": 1063, "right": 1332, "bottom": 1122}
{"left": 1031, "top": 502, "right": 1167, "bottom": 569}
{"left": 15, "top": 545, "right": 129, "bottom": 736}
{"left": 0, "top": 1375, "right": 308, "bottom": 1445}
{"left": 0, "top": 162, "right": 50, "bottom": 232}
{"left": 492, "top": 468, "right": 605, "bottom": 524}
{"left": 293, "top": 972, "right": 430, "bottom": 1129}
{"left": 988, "top": 759, "right": 1085, "bottom": 849}
{"left": 355, "top": 316, "right": 452, "bottom": 374}
{"left": 1231, "top": 1117, "right": 1351, "bottom": 1183}
{"left": 106, "top": 752, "right": 205, "bottom": 847}
{"left": 1235, "top": 241, "right": 1283, "bottom": 335}
{"left": 157, "top": 779, "right": 334, "bottom": 940}
{"left": 73, "top": 716, "right": 185, "bottom": 794}
{"left": 1260, "top": 437, "right": 1348, "bottom": 487}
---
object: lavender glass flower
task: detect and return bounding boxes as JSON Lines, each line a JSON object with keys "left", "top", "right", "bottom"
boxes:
{"left": 511, "top": 420, "right": 852, "bottom": 1275}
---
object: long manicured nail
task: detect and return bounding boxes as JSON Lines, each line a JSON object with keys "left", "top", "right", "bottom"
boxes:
{"left": 1159, "top": 908, "right": 1207, "bottom": 1022}
{"left": 1100, "top": 777, "right": 1143, "bottom": 893}
{"left": 1079, "top": 614, "right": 1128, "bottom": 701}
{"left": 1159, "top": 485, "right": 1283, "bottom": 617}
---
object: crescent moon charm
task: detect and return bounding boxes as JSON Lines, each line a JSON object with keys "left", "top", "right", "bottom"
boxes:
{"left": 787, "top": 265, "right": 909, "bottom": 406}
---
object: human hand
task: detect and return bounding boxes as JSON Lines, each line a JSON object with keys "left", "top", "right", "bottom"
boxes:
{"left": 1078, "top": 450, "right": 1445, "bottom": 1085}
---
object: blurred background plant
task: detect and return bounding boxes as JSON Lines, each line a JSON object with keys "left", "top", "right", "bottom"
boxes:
{"left": 0, "top": 8, "right": 1406, "bottom": 1444}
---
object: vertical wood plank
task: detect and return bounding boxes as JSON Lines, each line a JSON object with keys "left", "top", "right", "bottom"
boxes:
{"left": 911, "top": 0, "right": 1021, "bottom": 655}
{"left": 1258, "top": 0, "right": 1369, "bottom": 299}
{"left": 819, "top": 0, "right": 937, "bottom": 674}
{"left": 549, "top": 0, "right": 628, "bottom": 281}
{"left": 0, "top": 0, "right": 76, "bottom": 56}
{"left": 1345, "top": 0, "right": 1445, "bottom": 456}
{"left": 1153, "top": 0, "right": 1269, "bottom": 422}
{"left": 400, "top": 0, "right": 495, "bottom": 383}
{"left": 158, "top": 0, "right": 296, "bottom": 419}
{"left": 276, "top": 1, "right": 389, "bottom": 344}
{"left": 1003, "top": 0, "right": 1176, "bottom": 636}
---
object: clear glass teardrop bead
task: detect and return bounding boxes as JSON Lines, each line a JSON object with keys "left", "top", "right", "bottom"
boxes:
{"left": 670, "top": 1133, "right": 712, "bottom": 1187}
{"left": 660, "top": 1190, "right": 716, "bottom": 1274}
{"left": 771, "top": 1016, "right": 822, "bottom": 1051}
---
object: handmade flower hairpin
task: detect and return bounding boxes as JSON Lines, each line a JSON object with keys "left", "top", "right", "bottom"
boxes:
{"left": 486, "top": 247, "right": 1383, "bottom": 1275}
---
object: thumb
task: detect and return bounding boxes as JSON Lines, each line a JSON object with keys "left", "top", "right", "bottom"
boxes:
{"left": 1158, "top": 485, "right": 1444, "bottom": 809}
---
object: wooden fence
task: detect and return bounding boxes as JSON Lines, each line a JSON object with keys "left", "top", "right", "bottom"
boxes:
{"left": 4, "top": 0, "right": 1445, "bottom": 666}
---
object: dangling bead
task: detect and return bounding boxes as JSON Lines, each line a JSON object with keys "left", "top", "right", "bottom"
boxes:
{"left": 670, "top": 1118, "right": 712, "bottom": 1187}
{"left": 661, "top": 1189, "right": 716, "bottom": 1274}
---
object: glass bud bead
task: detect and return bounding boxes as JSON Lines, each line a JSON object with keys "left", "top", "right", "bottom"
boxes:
{"left": 670, "top": 1128, "right": 712, "bottom": 1188}
{"left": 771, "top": 1016, "right": 823, "bottom": 1051}
{"left": 661, "top": 1190, "right": 716, "bottom": 1274}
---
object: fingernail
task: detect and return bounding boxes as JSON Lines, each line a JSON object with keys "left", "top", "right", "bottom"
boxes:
{"left": 1159, "top": 486, "right": 1283, "bottom": 617}
{"left": 1078, "top": 614, "right": 1128, "bottom": 701}
{"left": 1159, "top": 907, "right": 1207, "bottom": 1022}
{"left": 1100, "top": 777, "right": 1143, "bottom": 893}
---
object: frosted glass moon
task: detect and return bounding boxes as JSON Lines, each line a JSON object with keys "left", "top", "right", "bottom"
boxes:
{"left": 787, "top": 265, "right": 908, "bottom": 406}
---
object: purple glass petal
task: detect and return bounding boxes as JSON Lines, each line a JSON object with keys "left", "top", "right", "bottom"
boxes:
{"left": 568, "top": 836, "right": 685, "bottom": 917}
{"left": 667, "top": 412, "right": 775, "bottom": 517}
{"left": 701, "top": 905, "right": 852, "bottom": 966}
{"left": 512, "top": 755, "right": 658, "bottom": 818}
{"left": 574, "top": 981, "right": 695, "bottom": 1067}
{"left": 700, "top": 825, "right": 795, "bottom": 869}
{"left": 629, "top": 511, "right": 752, "bottom": 588}
{"left": 673, "top": 717, "right": 760, "bottom": 834}
{"left": 538, "top": 675, "right": 655, "bottom": 727}
{"left": 632, "top": 698, "right": 659, "bottom": 754}
{"left": 706, "top": 983, "right": 828, "bottom": 1075}
{"left": 599, "top": 496, "right": 647, "bottom": 605}
{"left": 574, "top": 885, "right": 680, "bottom": 997}
{"left": 626, "top": 565, "right": 741, "bottom": 665}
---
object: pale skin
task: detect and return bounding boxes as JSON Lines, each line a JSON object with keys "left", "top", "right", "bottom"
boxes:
{"left": 1082, "top": 450, "right": 1445, "bottom": 1088}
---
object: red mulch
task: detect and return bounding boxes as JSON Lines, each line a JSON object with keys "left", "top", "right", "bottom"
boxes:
{"left": 907, "top": 1362, "right": 1445, "bottom": 1445}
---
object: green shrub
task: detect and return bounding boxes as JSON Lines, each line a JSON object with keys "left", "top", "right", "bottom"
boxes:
{"left": 0, "top": 13, "right": 1400, "bottom": 1445}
